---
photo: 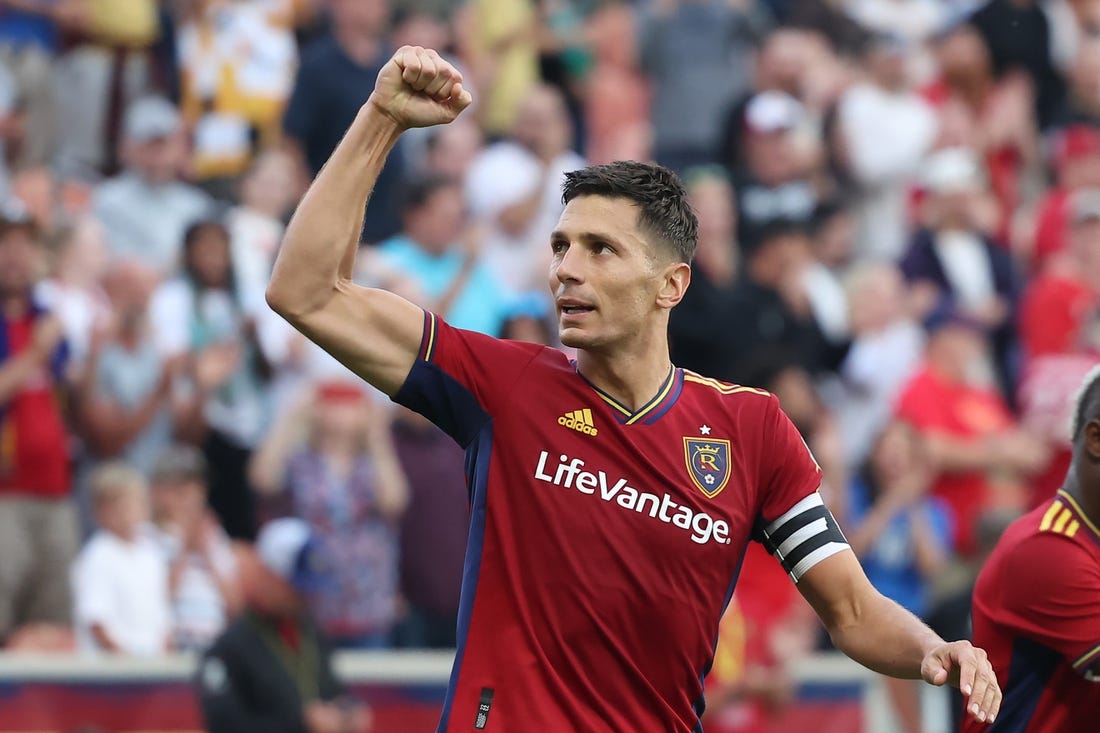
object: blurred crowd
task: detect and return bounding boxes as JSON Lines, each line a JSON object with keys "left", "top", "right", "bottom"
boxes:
{"left": 1, "top": 0, "right": 1099, "bottom": 731}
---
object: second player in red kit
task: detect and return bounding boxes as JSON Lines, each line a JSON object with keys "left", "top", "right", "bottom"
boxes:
{"left": 268, "top": 45, "right": 1003, "bottom": 732}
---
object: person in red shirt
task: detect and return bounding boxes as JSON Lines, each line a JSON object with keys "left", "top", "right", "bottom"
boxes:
{"left": 265, "top": 46, "right": 1002, "bottom": 731}
{"left": 896, "top": 306, "right": 1046, "bottom": 556}
{"left": 0, "top": 198, "right": 77, "bottom": 643}
{"left": 1028, "top": 125, "right": 1100, "bottom": 273}
{"left": 1020, "top": 188, "right": 1100, "bottom": 360}
{"left": 965, "top": 367, "right": 1100, "bottom": 733}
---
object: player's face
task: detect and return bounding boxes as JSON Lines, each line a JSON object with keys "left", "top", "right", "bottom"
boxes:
{"left": 548, "top": 196, "right": 684, "bottom": 351}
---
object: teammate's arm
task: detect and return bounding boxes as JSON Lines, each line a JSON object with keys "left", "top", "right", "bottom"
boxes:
{"left": 265, "top": 46, "right": 472, "bottom": 397}
{"left": 797, "top": 551, "right": 1002, "bottom": 724}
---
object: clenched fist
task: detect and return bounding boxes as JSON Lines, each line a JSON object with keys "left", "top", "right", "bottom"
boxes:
{"left": 369, "top": 46, "right": 473, "bottom": 130}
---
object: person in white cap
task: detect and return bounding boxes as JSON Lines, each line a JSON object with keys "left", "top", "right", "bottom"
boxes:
{"left": 196, "top": 518, "right": 371, "bottom": 733}
{"left": 92, "top": 96, "right": 213, "bottom": 276}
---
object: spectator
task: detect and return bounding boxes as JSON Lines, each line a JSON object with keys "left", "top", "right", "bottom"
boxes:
{"left": 0, "top": 198, "right": 76, "bottom": 644}
{"left": 177, "top": 0, "right": 299, "bottom": 190}
{"left": 730, "top": 92, "right": 819, "bottom": 246}
{"left": 52, "top": 0, "right": 161, "bottom": 175}
{"left": 894, "top": 304, "right": 1046, "bottom": 556}
{"left": 797, "top": 200, "right": 854, "bottom": 345}
{"left": 92, "top": 96, "right": 214, "bottom": 275}
{"left": 457, "top": 0, "right": 538, "bottom": 139}
{"left": 924, "top": 24, "right": 1038, "bottom": 243}
{"left": 283, "top": 0, "right": 402, "bottom": 244}
{"left": 226, "top": 148, "right": 300, "bottom": 299}
{"left": 152, "top": 218, "right": 273, "bottom": 540}
{"left": 1052, "top": 38, "right": 1100, "bottom": 129}
{"left": 838, "top": 0, "right": 953, "bottom": 44}
{"left": 725, "top": 221, "right": 832, "bottom": 382}
{"left": 75, "top": 259, "right": 180, "bottom": 478}
{"left": 639, "top": 0, "right": 769, "bottom": 172}
{"left": 0, "top": 0, "right": 61, "bottom": 169}
{"left": 464, "top": 83, "right": 583, "bottom": 293}
{"left": 669, "top": 168, "right": 741, "bottom": 380}
{"left": 499, "top": 291, "right": 555, "bottom": 346}
{"left": 390, "top": 405, "right": 468, "bottom": 649}
{"left": 370, "top": 172, "right": 511, "bottom": 336}
{"left": 836, "top": 34, "right": 938, "bottom": 262}
{"left": 902, "top": 147, "right": 1018, "bottom": 396}
{"left": 1027, "top": 124, "right": 1100, "bottom": 272}
{"left": 825, "top": 262, "right": 923, "bottom": 470}
{"left": 250, "top": 381, "right": 408, "bottom": 648}
{"left": 71, "top": 462, "right": 170, "bottom": 655}
{"left": 419, "top": 117, "right": 483, "bottom": 180}
{"left": 0, "top": 62, "right": 21, "bottom": 196}
{"left": 847, "top": 421, "right": 952, "bottom": 733}
{"left": 150, "top": 445, "right": 243, "bottom": 652}
{"left": 1020, "top": 188, "right": 1100, "bottom": 360}
{"left": 197, "top": 517, "right": 371, "bottom": 733}
{"left": 582, "top": 1, "right": 651, "bottom": 165}
{"left": 719, "top": 29, "right": 812, "bottom": 172}
{"left": 35, "top": 217, "right": 112, "bottom": 371}
{"left": 968, "top": 0, "right": 1064, "bottom": 129}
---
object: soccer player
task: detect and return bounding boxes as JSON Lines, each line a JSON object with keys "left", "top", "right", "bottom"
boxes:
{"left": 966, "top": 368, "right": 1100, "bottom": 733}
{"left": 267, "top": 46, "right": 1001, "bottom": 732}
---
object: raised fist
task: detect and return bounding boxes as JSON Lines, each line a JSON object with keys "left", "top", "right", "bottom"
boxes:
{"left": 369, "top": 46, "right": 473, "bottom": 130}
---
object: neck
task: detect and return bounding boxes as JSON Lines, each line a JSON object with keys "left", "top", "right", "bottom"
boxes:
{"left": 575, "top": 331, "right": 672, "bottom": 411}
{"left": 1063, "top": 464, "right": 1100, "bottom": 528}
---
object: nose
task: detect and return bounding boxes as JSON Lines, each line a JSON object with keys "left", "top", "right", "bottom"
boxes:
{"left": 553, "top": 242, "right": 584, "bottom": 286}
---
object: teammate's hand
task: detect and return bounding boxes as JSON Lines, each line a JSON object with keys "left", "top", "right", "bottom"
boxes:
{"left": 369, "top": 46, "right": 472, "bottom": 130}
{"left": 922, "top": 640, "right": 1002, "bottom": 724}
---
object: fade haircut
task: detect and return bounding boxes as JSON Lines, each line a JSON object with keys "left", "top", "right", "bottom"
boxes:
{"left": 1070, "top": 364, "right": 1100, "bottom": 442}
{"left": 561, "top": 161, "right": 698, "bottom": 264}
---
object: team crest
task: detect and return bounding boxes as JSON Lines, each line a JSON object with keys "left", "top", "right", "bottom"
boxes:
{"left": 683, "top": 437, "right": 731, "bottom": 498}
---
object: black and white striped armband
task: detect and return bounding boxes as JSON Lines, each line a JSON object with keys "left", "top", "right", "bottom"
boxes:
{"left": 753, "top": 493, "right": 850, "bottom": 582}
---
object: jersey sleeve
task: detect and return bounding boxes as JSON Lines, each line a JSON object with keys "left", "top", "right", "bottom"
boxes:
{"left": 392, "top": 310, "right": 544, "bottom": 447}
{"left": 751, "top": 395, "right": 847, "bottom": 582}
{"left": 999, "top": 533, "right": 1100, "bottom": 676}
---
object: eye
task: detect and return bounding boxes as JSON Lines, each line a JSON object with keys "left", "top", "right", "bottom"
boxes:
{"left": 550, "top": 239, "right": 568, "bottom": 254}
{"left": 594, "top": 241, "right": 615, "bottom": 255}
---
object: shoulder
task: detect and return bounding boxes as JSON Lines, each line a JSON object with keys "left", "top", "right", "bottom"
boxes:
{"left": 997, "top": 509, "right": 1100, "bottom": 590}
{"left": 681, "top": 369, "right": 774, "bottom": 408}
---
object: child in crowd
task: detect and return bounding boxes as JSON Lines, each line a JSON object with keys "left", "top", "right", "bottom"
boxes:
{"left": 71, "top": 463, "right": 170, "bottom": 656}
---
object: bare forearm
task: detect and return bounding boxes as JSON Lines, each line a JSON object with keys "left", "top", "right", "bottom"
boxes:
{"left": 268, "top": 104, "right": 402, "bottom": 318}
{"left": 925, "top": 433, "right": 994, "bottom": 473}
{"left": 370, "top": 441, "right": 409, "bottom": 519}
{"left": 0, "top": 352, "right": 37, "bottom": 405}
{"left": 829, "top": 593, "right": 943, "bottom": 679}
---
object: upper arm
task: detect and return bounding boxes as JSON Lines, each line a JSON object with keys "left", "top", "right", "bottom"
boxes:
{"left": 276, "top": 282, "right": 424, "bottom": 398}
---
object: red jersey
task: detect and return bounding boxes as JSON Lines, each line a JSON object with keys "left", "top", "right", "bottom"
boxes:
{"left": 0, "top": 306, "right": 70, "bottom": 497}
{"left": 1019, "top": 273, "right": 1097, "bottom": 359}
{"left": 966, "top": 490, "right": 1100, "bottom": 733}
{"left": 395, "top": 312, "right": 846, "bottom": 733}
{"left": 895, "top": 367, "right": 1013, "bottom": 555}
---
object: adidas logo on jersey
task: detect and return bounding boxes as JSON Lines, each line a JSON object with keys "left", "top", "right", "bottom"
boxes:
{"left": 559, "top": 408, "right": 598, "bottom": 436}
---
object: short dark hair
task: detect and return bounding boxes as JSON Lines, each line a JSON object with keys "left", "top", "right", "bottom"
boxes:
{"left": 400, "top": 172, "right": 459, "bottom": 216}
{"left": 561, "top": 161, "right": 698, "bottom": 263}
{"left": 1072, "top": 365, "right": 1100, "bottom": 442}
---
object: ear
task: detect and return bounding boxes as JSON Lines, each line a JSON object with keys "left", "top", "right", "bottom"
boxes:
{"left": 656, "top": 261, "right": 691, "bottom": 310}
{"left": 1085, "top": 421, "right": 1100, "bottom": 461}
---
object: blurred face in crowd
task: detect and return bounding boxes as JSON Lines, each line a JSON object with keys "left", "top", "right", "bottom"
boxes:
{"left": 847, "top": 263, "right": 905, "bottom": 335}
{"left": 0, "top": 225, "right": 40, "bottom": 299}
{"left": 238, "top": 549, "right": 302, "bottom": 617}
{"left": 757, "top": 30, "right": 808, "bottom": 95}
{"left": 97, "top": 486, "right": 149, "bottom": 543}
{"left": 869, "top": 421, "right": 922, "bottom": 486}
{"left": 1071, "top": 216, "right": 1100, "bottom": 281}
{"left": 549, "top": 196, "right": 688, "bottom": 351}
{"left": 813, "top": 210, "right": 854, "bottom": 269}
{"left": 240, "top": 150, "right": 299, "bottom": 219}
{"left": 185, "top": 223, "right": 232, "bottom": 289}
{"left": 311, "top": 387, "right": 371, "bottom": 452}
{"left": 928, "top": 324, "right": 993, "bottom": 386}
{"left": 127, "top": 133, "right": 186, "bottom": 185}
{"left": 404, "top": 183, "right": 465, "bottom": 255}
{"left": 102, "top": 260, "right": 157, "bottom": 333}
{"left": 745, "top": 129, "right": 800, "bottom": 185}
{"left": 328, "top": 0, "right": 390, "bottom": 36}
{"left": 869, "top": 46, "right": 908, "bottom": 92}
{"left": 54, "top": 218, "right": 109, "bottom": 288}
{"left": 513, "top": 85, "right": 572, "bottom": 161}
{"left": 927, "top": 186, "right": 981, "bottom": 230}
{"left": 586, "top": 2, "right": 636, "bottom": 68}
{"left": 153, "top": 478, "right": 207, "bottom": 531}
{"left": 425, "top": 119, "right": 483, "bottom": 180}
{"left": 393, "top": 11, "right": 450, "bottom": 51}
{"left": 937, "top": 26, "right": 992, "bottom": 88}
{"left": 687, "top": 173, "right": 738, "bottom": 279}
{"left": 1070, "top": 40, "right": 1100, "bottom": 105}
{"left": 501, "top": 314, "right": 553, "bottom": 346}
{"left": 747, "top": 230, "right": 810, "bottom": 288}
